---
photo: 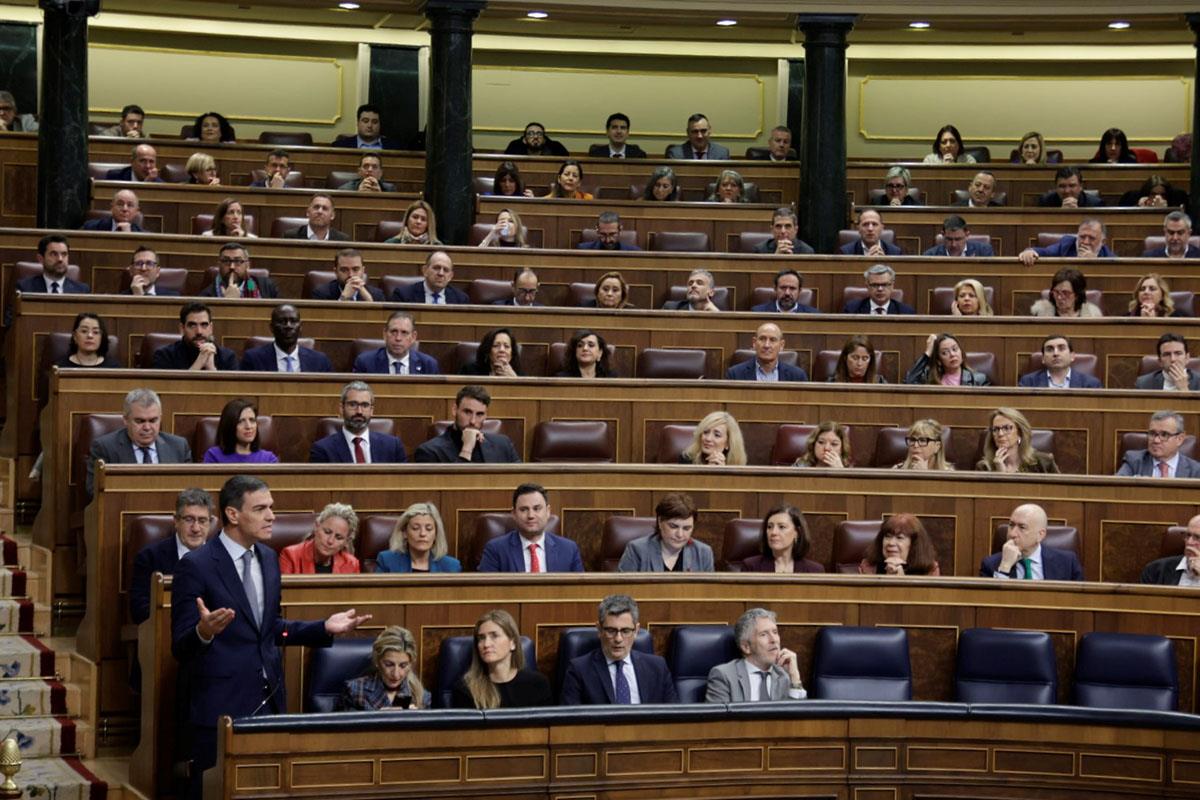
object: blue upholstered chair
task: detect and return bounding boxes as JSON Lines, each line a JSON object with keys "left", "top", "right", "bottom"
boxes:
{"left": 1073, "top": 632, "right": 1178, "bottom": 711}
{"left": 304, "top": 637, "right": 375, "bottom": 712}
{"left": 554, "top": 626, "right": 654, "bottom": 697}
{"left": 955, "top": 628, "right": 1056, "bottom": 704}
{"left": 435, "top": 635, "right": 535, "bottom": 709}
{"left": 666, "top": 625, "right": 737, "bottom": 703}
{"left": 810, "top": 626, "right": 911, "bottom": 701}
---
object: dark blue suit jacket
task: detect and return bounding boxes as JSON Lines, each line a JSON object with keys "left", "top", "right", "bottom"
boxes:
{"left": 838, "top": 239, "right": 903, "bottom": 256}
{"left": 352, "top": 347, "right": 441, "bottom": 375}
{"left": 922, "top": 241, "right": 995, "bottom": 257}
{"left": 104, "top": 166, "right": 164, "bottom": 182}
{"left": 1017, "top": 369, "right": 1102, "bottom": 389}
{"left": 1032, "top": 236, "right": 1115, "bottom": 258}
{"left": 15, "top": 275, "right": 91, "bottom": 295}
{"left": 331, "top": 135, "right": 404, "bottom": 150}
{"left": 724, "top": 360, "right": 808, "bottom": 382}
{"left": 81, "top": 216, "right": 145, "bottom": 232}
{"left": 577, "top": 241, "right": 643, "bottom": 251}
{"left": 979, "top": 545, "right": 1083, "bottom": 581}
{"left": 130, "top": 536, "right": 180, "bottom": 624}
{"left": 391, "top": 282, "right": 469, "bottom": 305}
{"left": 171, "top": 535, "right": 332, "bottom": 727}
{"left": 560, "top": 649, "right": 678, "bottom": 705}
{"left": 1142, "top": 245, "right": 1200, "bottom": 258}
{"left": 310, "top": 279, "right": 385, "bottom": 302}
{"left": 239, "top": 343, "right": 333, "bottom": 373}
{"left": 841, "top": 297, "right": 916, "bottom": 315}
{"left": 119, "top": 286, "right": 180, "bottom": 297}
{"left": 750, "top": 301, "right": 818, "bottom": 314}
{"left": 309, "top": 431, "right": 407, "bottom": 463}
{"left": 477, "top": 531, "right": 583, "bottom": 572}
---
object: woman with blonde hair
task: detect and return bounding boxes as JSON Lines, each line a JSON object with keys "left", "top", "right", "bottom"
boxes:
{"left": 951, "top": 279, "right": 993, "bottom": 317}
{"left": 452, "top": 609, "right": 551, "bottom": 709}
{"left": 1014, "top": 131, "right": 1047, "bottom": 165}
{"left": 895, "top": 419, "right": 953, "bottom": 471}
{"left": 337, "top": 626, "right": 430, "bottom": 710}
{"left": 1128, "top": 273, "right": 1182, "bottom": 318}
{"left": 586, "top": 271, "right": 633, "bottom": 309}
{"left": 977, "top": 407, "right": 1060, "bottom": 474}
{"left": 386, "top": 199, "right": 441, "bottom": 245}
{"left": 278, "top": 503, "right": 360, "bottom": 574}
{"left": 376, "top": 502, "right": 461, "bottom": 573}
{"left": 680, "top": 411, "right": 747, "bottom": 466}
{"left": 186, "top": 152, "right": 219, "bottom": 185}
{"left": 477, "top": 208, "right": 528, "bottom": 248}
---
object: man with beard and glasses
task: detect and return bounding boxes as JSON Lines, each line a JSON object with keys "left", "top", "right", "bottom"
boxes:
{"left": 309, "top": 381, "right": 407, "bottom": 463}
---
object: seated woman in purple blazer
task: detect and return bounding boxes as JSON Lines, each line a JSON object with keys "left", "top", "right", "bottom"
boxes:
{"left": 201, "top": 398, "right": 279, "bottom": 464}
{"left": 375, "top": 502, "right": 461, "bottom": 573}
{"left": 741, "top": 504, "right": 824, "bottom": 573}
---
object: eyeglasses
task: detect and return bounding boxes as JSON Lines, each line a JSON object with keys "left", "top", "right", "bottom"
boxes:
{"left": 344, "top": 401, "right": 373, "bottom": 411}
{"left": 177, "top": 515, "right": 211, "bottom": 527}
{"left": 1146, "top": 430, "right": 1182, "bottom": 440}
{"left": 905, "top": 437, "right": 936, "bottom": 447}
{"left": 991, "top": 424, "right": 1016, "bottom": 435}
{"left": 219, "top": 257, "right": 249, "bottom": 266}
{"left": 885, "top": 183, "right": 907, "bottom": 190}
{"left": 131, "top": 260, "right": 158, "bottom": 269}
{"left": 514, "top": 287, "right": 538, "bottom": 297}
{"left": 600, "top": 626, "right": 636, "bottom": 639}
{"left": 868, "top": 282, "right": 894, "bottom": 289}
{"left": 1184, "top": 532, "right": 1200, "bottom": 542}
{"left": 1051, "top": 288, "right": 1075, "bottom": 297}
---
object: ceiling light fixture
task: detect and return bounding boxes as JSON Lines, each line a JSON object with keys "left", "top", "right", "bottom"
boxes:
{"left": 526, "top": 10, "right": 549, "bottom": 19}
{"left": 908, "top": 21, "right": 931, "bottom": 29}
{"left": 1108, "top": 20, "right": 1131, "bottom": 30}
{"left": 338, "top": 1, "right": 359, "bottom": 8}
{"left": 716, "top": 19, "right": 737, "bottom": 27}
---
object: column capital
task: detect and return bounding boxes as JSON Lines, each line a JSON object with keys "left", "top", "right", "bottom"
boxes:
{"left": 423, "top": 0, "right": 486, "bottom": 20}
{"left": 796, "top": 14, "right": 857, "bottom": 42}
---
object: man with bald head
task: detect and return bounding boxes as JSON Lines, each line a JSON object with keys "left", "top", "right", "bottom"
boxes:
{"left": 839, "top": 209, "right": 903, "bottom": 256}
{"left": 725, "top": 322, "right": 808, "bottom": 382}
{"left": 81, "top": 189, "right": 144, "bottom": 232}
{"left": 1140, "top": 514, "right": 1200, "bottom": 586}
{"left": 106, "top": 143, "right": 164, "bottom": 182}
{"left": 979, "top": 503, "right": 1083, "bottom": 581}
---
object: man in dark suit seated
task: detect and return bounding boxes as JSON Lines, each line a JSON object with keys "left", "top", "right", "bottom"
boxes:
{"left": 104, "top": 143, "right": 164, "bottom": 182}
{"left": 130, "top": 488, "right": 214, "bottom": 624}
{"left": 1036, "top": 166, "right": 1103, "bottom": 208}
{"left": 577, "top": 211, "right": 642, "bottom": 251}
{"left": 586, "top": 113, "right": 647, "bottom": 159}
{"left": 1018, "top": 218, "right": 1115, "bottom": 265}
{"left": 725, "top": 323, "right": 808, "bottom": 382}
{"left": 493, "top": 268, "right": 543, "bottom": 307}
{"left": 751, "top": 268, "right": 818, "bottom": 314}
{"left": 663, "top": 268, "right": 721, "bottom": 312}
{"left": 413, "top": 384, "right": 521, "bottom": 463}
{"left": 1140, "top": 515, "right": 1200, "bottom": 586}
{"left": 81, "top": 189, "right": 145, "bottom": 233}
{"left": 281, "top": 193, "right": 350, "bottom": 242}
{"left": 172, "top": 475, "right": 369, "bottom": 798}
{"left": 1143, "top": 211, "right": 1200, "bottom": 259}
{"left": 665, "top": 113, "right": 730, "bottom": 160}
{"left": 309, "top": 380, "right": 407, "bottom": 463}
{"left": 477, "top": 483, "right": 583, "bottom": 573}
{"left": 952, "top": 171, "right": 1003, "bottom": 208}
{"left": 16, "top": 233, "right": 90, "bottom": 297}
{"left": 152, "top": 301, "right": 238, "bottom": 371}
{"left": 87, "top": 387, "right": 193, "bottom": 497}
{"left": 753, "top": 207, "right": 815, "bottom": 256}
{"left": 1018, "top": 334, "right": 1102, "bottom": 389}
{"left": 121, "top": 245, "right": 179, "bottom": 296}
{"left": 330, "top": 103, "right": 403, "bottom": 150}
{"left": 391, "top": 250, "right": 469, "bottom": 304}
{"left": 1136, "top": 333, "right": 1200, "bottom": 391}
{"left": 842, "top": 264, "right": 915, "bottom": 315}
{"left": 240, "top": 304, "right": 333, "bottom": 373}
{"left": 1116, "top": 411, "right": 1200, "bottom": 478}
{"left": 248, "top": 149, "right": 291, "bottom": 189}
{"left": 748, "top": 125, "right": 796, "bottom": 162}
{"left": 705, "top": 608, "right": 806, "bottom": 702}
{"left": 199, "top": 243, "right": 280, "bottom": 299}
{"left": 312, "top": 248, "right": 384, "bottom": 302}
{"left": 339, "top": 153, "right": 397, "bottom": 192}
{"left": 352, "top": 310, "right": 440, "bottom": 375}
{"left": 560, "top": 594, "right": 678, "bottom": 704}
{"left": 922, "top": 215, "right": 995, "bottom": 257}
{"left": 838, "top": 209, "right": 903, "bottom": 256}
{"left": 979, "top": 503, "right": 1083, "bottom": 581}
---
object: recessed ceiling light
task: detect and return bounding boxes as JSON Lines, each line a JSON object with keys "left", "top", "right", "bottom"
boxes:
{"left": 526, "top": 10, "right": 548, "bottom": 19}
{"left": 908, "top": 21, "right": 931, "bottom": 29}
{"left": 716, "top": 19, "right": 737, "bottom": 27}
{"left": 337, "top": 1, "right": 359, "bottom": 8}
{"left": 1108, "top": 20, "right": 1131, "bottom": 30}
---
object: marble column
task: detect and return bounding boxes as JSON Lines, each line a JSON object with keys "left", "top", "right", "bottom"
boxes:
{"left": 37, "top": 5, "right": 91, "bottom": 230}
{"left": 796, "top": 15, "right": 856, "bottom": 254}
{"left": 423, "top": 0, "right": 485, "bottom": 246}
{"left": 1189, "top": 14, "right": 1200, "bottom": 216}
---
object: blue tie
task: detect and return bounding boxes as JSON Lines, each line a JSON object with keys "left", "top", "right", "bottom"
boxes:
{"left": 284, "top": 355, "right": 295, "bottom": 373}
{"left": 613, "top": 660, "right": 631, "bottom": 704}
{"left": 431, "top": 291, "right": 441, "bottom": 304}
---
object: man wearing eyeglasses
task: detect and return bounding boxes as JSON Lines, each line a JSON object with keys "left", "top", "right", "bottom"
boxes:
{"left": 842, "top": 264, "right": 915, "bottom": 315}
{"left": 121, "top": 246, "right": 179, "bottom": 296}
{"left": 1116, "top": 411, "right": 1200, "bottom": 478}
{"left": 493, "top": 268, "right": 543, "bottom": 307}
{"left": 130, "top": 488, "right": 213, "bottom": 624}
{"left": 308, "top": 381, "right": 407, "bottom": 463}
{"left": 577, "top": 211, "right": 642, "bottom": 251}
{"left": 1136, "top": 333, "right": 1200, "bottom": 391}
{"left": 200, "top": 243, "right": 279, "bottom": 299}
{"left": 1140, "top": 515, "right": 1200, "bottom": 586}
{"left": 560, "top": 594, "right": 678, "bottom": 705}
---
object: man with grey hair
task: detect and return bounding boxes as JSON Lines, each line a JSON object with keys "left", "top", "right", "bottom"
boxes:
{"left": 1116, "top": 410, "right": 1200, "bottom": 478}
{"left": 705, "top": 608, "right": 806, "bottom": 702}
{"left": 754, "top": 207, "right": 814, "bottom": 255}
{"left": 86, "top": 388, "right": 192, "bottom": 497}
{"left": 130, "top": 487, "right": 214, "bottom": 623}
{"left": 1142, "top": 211, "right": 1200, "bottom": 258}
{"left": 578, "top": 211, "right": 641, "bottom": 251}
{"left": 560, "top": 594, "right": 678, "bottom": 705}
{"left": 308, "top": 381, "right": 407, "bottom": 463}
{"left": 0, "top": 91, "right": 37, "bottom": 132}
{"left": 664, "top": 268, "right": 720, "bottom": 311}
{"left": 842, "top": 264, "right": 915, "bottom": 315}
{"left": 1018, "top": 218, "right": 1115, "bottom": 266}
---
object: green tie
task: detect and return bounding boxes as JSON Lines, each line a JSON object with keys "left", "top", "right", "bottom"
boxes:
{"left": 1020, "top": 557, "right": 1033, "bottom": 580}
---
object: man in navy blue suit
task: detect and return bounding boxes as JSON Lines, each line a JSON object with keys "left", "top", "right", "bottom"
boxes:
{"left": 392, "top": 251, "right": 469, "bottom": 304}
{"left": 477, "top": 483, "right": 583, "bottom": 572}
{"left": 1018, "top": 334, "right": 1102, "bottom": 389}
{"left": 311, "top": 248, "right": 384, "bottom": 302}
{"left": 309, "top": 381, "right": 407, "bottom": 463}
{"left": 81, "top": 189, "right": 145, "bottom": 233}
{"left": 922, "top": 215, "right": 995, "bottom": 257}
{"left": 839, "top": 209, "right": 903, "bottom": 256}
{"left": 172, "top": 475, "right": 369, "bottom": 797}
{"left": 121, "top": 245, "right": 179, "bottom": 296}
{"left": 577, "top": 211, "right": 642, "bottom": 251}
{"left": 130, "top": 488, "right": 213, "bottom": 625}
{"left": 330, "top": 103, "right": 403, "bottom": 150}
{"left": 493, "top": 268, "right": 543, "bottom": 306}
{"left": 104, "top": 143, "right": 164, "bottom": 182}
{"left": 725, "top": 323, "right": 808, "bottom": 382}
{"left": 751, "top": 268, "right": 818, "bottom": 314}
{"left": 842, "top": 264, "right": 915, "bottom": 315}
{"left": 1018, "top": 218, "right": 1115, "bottom": 266}
{"left": 352, "top": 310, "right": 440, "bottom": 375}
{"left": 560, "top": 594, "right": 678, "bottom": 705}
{"left": 12, "top": 236, "right": 90, "bottom": 324}
{"left": 752, "top": 208, "right": 815, "bottom": 255}
{"left": 979, "top": 504, "right": 1083, "bottom": 581}
{"left": 1035, "top": 166, "right": 1103, "bottom": 209}
{"left": 240, "top": 304, "right": 333, "bottom": 373}
{"left": 1142, "top": 211, "right": 1200, "bottom": 258}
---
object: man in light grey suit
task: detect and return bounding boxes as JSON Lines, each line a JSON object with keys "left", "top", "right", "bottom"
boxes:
{"left": 1136, "top": 333, "right": 1200, "bottom": 392}
{"left": 1116, "top": 411, "right": 1200, "bottom": 478}
{"left": 87, "top": 388, "right": 192, "bottom": 497}
{"left": 665, "top": 113, "right": 730, "bottom": 160}
{"left": 705, "top": 608, "right": 806, "bottom": 703}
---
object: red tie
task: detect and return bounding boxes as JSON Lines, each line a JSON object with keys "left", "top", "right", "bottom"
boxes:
{"left": 529, "top": 543, "right": 541, "bottom": 573}
{"left": 353, "top": 437, "right": 366, "bottom": 464}
{"left": 1158, "top": 461, "right": 1169, "bottom": 478}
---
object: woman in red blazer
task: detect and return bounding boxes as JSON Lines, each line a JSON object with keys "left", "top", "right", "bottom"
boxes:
{"left": 279, "top": 503, "right": 361, "bottom": 574}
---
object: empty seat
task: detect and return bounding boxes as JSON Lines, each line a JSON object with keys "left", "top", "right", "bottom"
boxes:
{"left": 269, "top": 216, "right": 310, "bottom": 239}
{"left": 159, "top": 163, "right": 191, "bottom": 184}
{"left": 964, "top": 352, "right": 997, "bottom": 385}
{"left": 258, "top": 131, "right": 313, "bottom": 146}
{"left": 304, "top": 637, "right": 375, "bottom": 712}
{"left": 357, "top": 515, "right": 399, "bottom": 573}
{"left": 637, "top": 348, "right": 707, "bottom": 379}
{"left": 375, "top": 220, "right": 406, "bottom": 242}
{"left": 264, "top": 512, "right": 316, "bottom": 556}
{"left": 649, "top": 231, "right": 710, "bottom": 252}
{"left": 831, "top": 521, "right": 880, "bottom": 573}
{"left": 1161, "top": 525, "right": 1190, "bottom": 557}
{"left": 567, "top": 282, "right": 597, "bottom": 307}
{"left": 666, "top": 625, "right": 737, "bottom": 703}
{"left": 530, "top": 420, "right": 613, "bottom": 463}
{"left": 770, "top": 424, "right": 816, "bottom": 466}
{"left": 471, "top": 176, "right": 494, "bottom": 195}
{"left": 138, "top": 333, "right": 181, "bottom": 368}
{"left": 722, "top": 518, "right": 761, "bottom": 570}
{"left": 600, "top": 516, "right": 655, "bottom": 571}
{"left": 991, "top": 524, "right": 1080, "bottom": 558}
{"left": 435, "top": 635, "right": 535, "bottom": 708}
{"left": 87, "top": 162, "right": 127, "bottom": 180}
{"left": 656, "top": 424, "right": 696, "bottom": 464}
{"left": 554, "top": 627, "right": 653, "bottom": 697}
{"left": 467, "top": 278, "right": 513, "bottom": 305}
{"left": 380, "top": 275, "right": 423, "bottom": 298}
{"left": 810, "top": 626, "right": 911, "bottom": 701}
{"left": 665, "top": 285, "right": 731, "bottom": 311}
{"left": 929, "top": 285, "right": 994, "bottom": 315}
{"left": 963, "top": 145, "right": 991, "bottom": 163}
{"left": 1073, "top": 632, "right": 1178, "bottom": 711}
{"left": 955, "top": 628, "right": 1056, "bottom": 704}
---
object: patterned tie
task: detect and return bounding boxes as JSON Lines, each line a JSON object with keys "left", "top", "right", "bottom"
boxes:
{"left": 1158, "top": 461, "right": 1169, "bottom": 478}
{"left": 613, "top": 660, "right": 631, "bottom": 704}
{"left": 431, "top": 291, "right": 441, "bottom": 304}
{"left": 1020, "top": 557, "right": 1034, "bottom": 580}
{"left": 138, "top": 446, "right": 154, "bottom": 464}
{"left": 353, "top": 437, "right": 366, "bottom": 464}
{"left": 758, "top": 670, "right": 771, "bottom": 701}
{"left": 241, "top": 550, "right": 262, "bottom": 627}
{"left": 284, "top": 355, "right": 295, "bottom": 373}
{"left": 529, "top": 543, "right": 541, "bottom": 573}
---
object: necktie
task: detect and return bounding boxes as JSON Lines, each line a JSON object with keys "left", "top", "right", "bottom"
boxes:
{"left": 874, "top": 307, "right": 884, "bottom": 315}
{"left": 393, "top": 360, "right": 405, "bottom": 375}
{"left": 529, "top": 543, "right": 541, "bottom": 573}
{"left": 431, "top": 291, "right": 441, "bottom": 304}
{"left": 1020, "top": 557, "right": 1034, "bottom": 580}
{"left": 49, "top": 282, "right": 59, "bottom": 294}
{"left": 758, "top": 670, "right": 771, "bottom": 701}
{"left": 284, "top": 355, "right": 295, "bottom": 373}
{"left": 612, "top": 153, "right": 622, "bottom": 158}
{"left": 138, "top": 446, "right": 153, "bottom": 464}
{"left": 241, "top": 550, "right": 262, "bottom": 627}
{"left": 353, "top": 437, "right": 366, "bottom": 464}
{"left": 613, "top": 660, "right": 631, "bottom": 704}
{"left": 1158, "top": 461, "right": 1169, "bottom": 478}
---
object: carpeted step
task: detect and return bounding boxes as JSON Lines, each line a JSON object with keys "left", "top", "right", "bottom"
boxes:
{"left": 0, "top": 535, "right": 18, "bottom": 567}
{"left": 0, "top": 715, "right": 85, "bottom": 757}
{"left": 15, "top": 756, "right": 106, "bottom": 799}
{"left": 0, "top": 599, "right": 34, "bottom": 635}
{"left": 0, "top": 567, "right": 27, "bottom": 598}
{"left": 0, "top": 680, "right": 70, "bottom": 717}
{"left": 0, "top": 636, "right": 55, "bottom": 679}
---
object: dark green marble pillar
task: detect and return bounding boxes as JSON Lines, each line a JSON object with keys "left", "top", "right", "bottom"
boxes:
{"left": 37, "top": 5, "right": 91, "bottom": 229}
{"left": 1189, "top": 14, "right": 1200, "bottom": 216}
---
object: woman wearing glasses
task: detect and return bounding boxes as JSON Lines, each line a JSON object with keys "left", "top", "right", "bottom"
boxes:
{"left": 976, "top": 408, "right": 1060, "bottom": 474}
{"left": 880, "top": 166, "right": 919, "bottom": 206}
{"left": 895, "top": 419, "right": 954, "bottom": 471}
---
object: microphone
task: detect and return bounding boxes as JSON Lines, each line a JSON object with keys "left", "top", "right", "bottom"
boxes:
{"left": 249, "top": 677, "right": 282, "bottom": 717}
